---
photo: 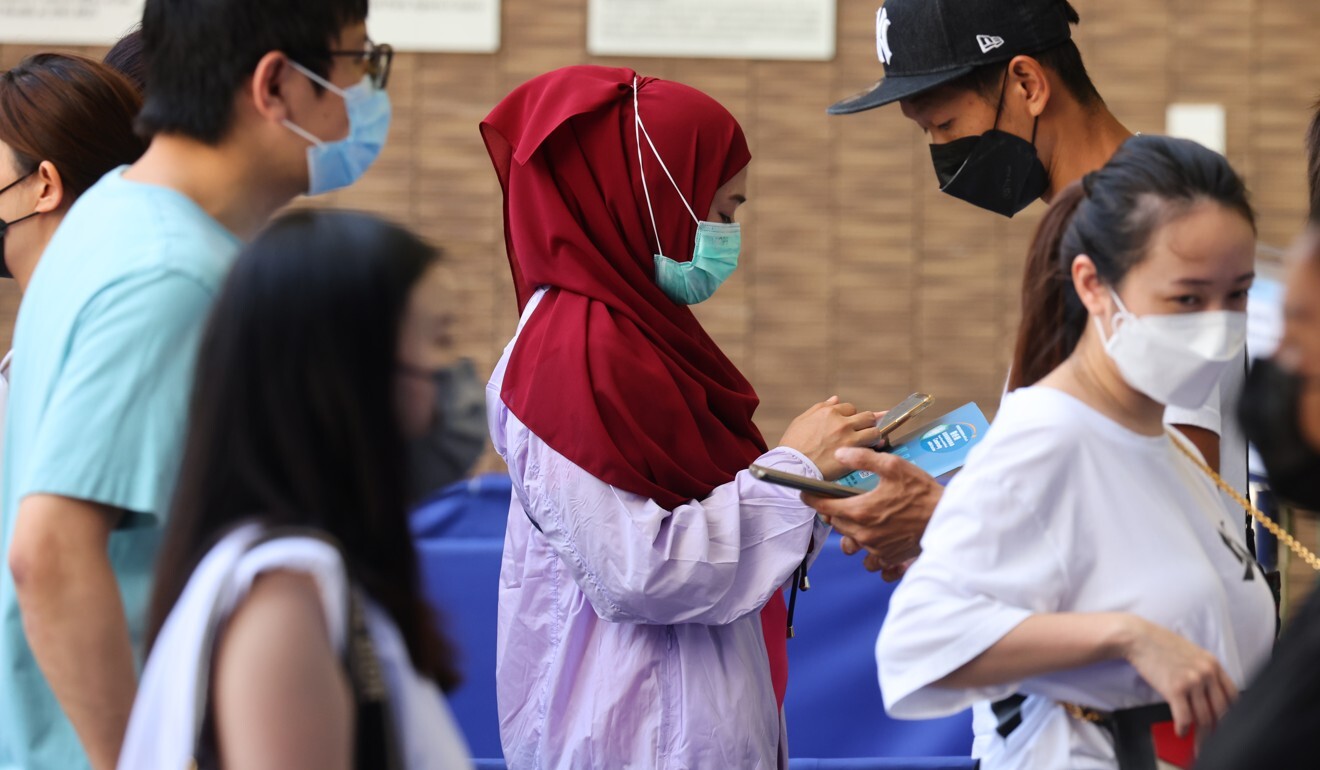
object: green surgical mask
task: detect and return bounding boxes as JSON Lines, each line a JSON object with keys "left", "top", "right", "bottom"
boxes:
{"left": 634, "top": 78, "right": 741, "bottom": 305}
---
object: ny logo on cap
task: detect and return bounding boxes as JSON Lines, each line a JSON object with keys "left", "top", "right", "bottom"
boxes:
{"left": 977, "top": 34, "right": 1005, "bottom": 54}
{"left": 876, "top": 7, "right": 894, "bottom": 65}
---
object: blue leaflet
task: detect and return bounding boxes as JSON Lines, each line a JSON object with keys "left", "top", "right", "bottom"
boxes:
{"left": 837, "top": 402, "right": 990, "bottom": 490}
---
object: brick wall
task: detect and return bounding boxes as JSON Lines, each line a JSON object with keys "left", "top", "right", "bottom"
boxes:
{"left": 2, "top": 0, "right": 1318, "bottom": 485}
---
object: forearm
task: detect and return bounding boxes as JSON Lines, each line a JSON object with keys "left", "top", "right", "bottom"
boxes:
{"left": 530, "top": 447, "right": 818, "bottom": 625}
{"left": 935, "top": 612, "right": 1136, "bottom": 690}
{"left": 10, "top": 497, "right": 135, "bottom": 770}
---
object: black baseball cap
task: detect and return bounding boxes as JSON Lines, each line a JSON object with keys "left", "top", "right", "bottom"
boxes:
{"left": 828, "top": 0, "right": 1075, "bottom": 115}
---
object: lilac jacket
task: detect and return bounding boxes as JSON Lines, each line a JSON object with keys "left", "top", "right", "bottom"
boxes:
{"left": 490, "top": 290, "right": 829, "bottom": 770}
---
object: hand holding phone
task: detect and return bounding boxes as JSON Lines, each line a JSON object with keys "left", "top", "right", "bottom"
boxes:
{"left": 777, "top": 397, "right": 886, "bottom": 479}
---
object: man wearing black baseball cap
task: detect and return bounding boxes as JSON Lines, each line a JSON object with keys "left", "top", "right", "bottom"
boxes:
{"left": 809, "top": 0, "right": 1237, "bottom": 577}
{"left": 830, "top": 0, "right": 1130, "bottom": 217}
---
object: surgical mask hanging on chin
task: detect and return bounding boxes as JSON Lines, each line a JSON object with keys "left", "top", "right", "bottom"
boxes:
{"left": 282, "top": 60, "right": 392, "bottom": 196}
{"left": 1093, "top": 289, "right": 1247, "bottom": 410}
{"left": 633, "top": 78, "right": 740, "bottom": 305}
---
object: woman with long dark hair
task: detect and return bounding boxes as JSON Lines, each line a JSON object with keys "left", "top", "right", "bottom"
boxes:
{"left": 117, "top": 211, "right": 471, "bottom": 769}
{"left": 877, "top": 136, "right": 1274, "bottom": 769}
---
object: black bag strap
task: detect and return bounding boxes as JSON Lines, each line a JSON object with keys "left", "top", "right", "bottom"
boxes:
{"left": 190, "top": 526, "right": 402, "bottom": 770}
{"left": 991, "top": 693, "right": 1174, "bottom": 770}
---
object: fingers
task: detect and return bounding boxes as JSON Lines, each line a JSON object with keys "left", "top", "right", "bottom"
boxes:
{"left": 834, "top": 446, "right": 888, "bottom": 474}
{"left": 862, "top": 551, "right": 886, "bottom": 573}
{"left": 880, "top": 565, "right": 905, "bottom": 582}
{"left": 1179, "top": 659, "right": 1236, "bottom": 735}
{"left": 1168, "top": 696, "right": 1192, "bottom": 738}
{"left": 845, "top": 411, "right": 879, "bottom": 430}
{"left": 1217, "top": 666, "right": 1239, "bottom": 703}
{"left": 1187, "top": 684, "right": 1214, "bottom": 736}
{"left": 802, "top": 492, "right": 843, "bottom": 518}
{"left": 869, "top": 451, "right": 927, "bottom": 479}
{"left": 840, "top": 536, "right": 862, "bottom": 556}
{"left": 1207, "top": 666, "right": 1237, "bottom": 725}
{"left": 850, "top": 427, "right": 886, "bottom": 448}
{"left": 1205, "top": 672, "right": 1232, "bottom": 729}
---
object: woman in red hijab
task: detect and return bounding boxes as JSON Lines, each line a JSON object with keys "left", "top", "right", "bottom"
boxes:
{"left": 482, "top": 65, "right": 881, "bottom": 769}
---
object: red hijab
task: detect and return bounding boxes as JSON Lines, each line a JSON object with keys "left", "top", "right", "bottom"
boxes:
{"left": 482, "top": 65, "right": 790, "bottom": 706}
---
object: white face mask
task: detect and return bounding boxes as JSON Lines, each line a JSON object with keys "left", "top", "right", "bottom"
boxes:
{"left": 1093, "top": 289, "right": 1246, "bottom": 409}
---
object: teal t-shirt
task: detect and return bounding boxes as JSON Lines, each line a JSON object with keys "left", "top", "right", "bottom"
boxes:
{"left": 0, "top": 168, "right": 239, "bottom": 769}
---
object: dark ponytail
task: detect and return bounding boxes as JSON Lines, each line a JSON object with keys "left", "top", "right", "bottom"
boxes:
{"left": 1009, "top": 135, "right": 1255, "bottom": 390}
{"left": 1008, "top": 182, "right": 1086, "bottom": 391}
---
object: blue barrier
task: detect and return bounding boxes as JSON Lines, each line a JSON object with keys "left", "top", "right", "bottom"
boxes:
{"left": 414, "top": 475, "right": 974, "bottom": 764}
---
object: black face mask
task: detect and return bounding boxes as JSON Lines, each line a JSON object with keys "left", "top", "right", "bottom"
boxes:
{"left": 927, "top": 75, "right": 1049, "bottom": 219}
{"left": 1240, "top": 357, "right": 1320, "bottom": 511}
{"left": 929, "top": 128, "right": 1048, "bottom": 218}
{"left": 407, "top": 358, "right": 488, "bottom": 504}
{"left": 0, "top": 171, "right": 38, "bottom": 281}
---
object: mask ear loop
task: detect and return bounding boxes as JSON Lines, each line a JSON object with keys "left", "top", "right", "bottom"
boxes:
{"left": 995, "top": 66, "right": 1042, "bottom": 148}
{"left": 633, "top": 79, "right": 701, "bottom": 236}
{"left": 991, "top": 66, "right": 1010, "bottom": 131}
{"left": 1094, "top": 286, "right": 1132, "bottom": 346}
{"left": 634, "top": 78, "right": 665, "bottom": 258}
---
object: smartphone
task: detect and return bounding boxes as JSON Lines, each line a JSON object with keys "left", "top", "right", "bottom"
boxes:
{"left": 749, "top": 464, "right": 863, "bottom": 498}
{"left": 876, "top": 392, "right": 934, "bottom": 440}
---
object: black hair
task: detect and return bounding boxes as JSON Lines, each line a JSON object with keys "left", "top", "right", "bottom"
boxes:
{"left": 136, "top": 0, "right": 368, "bottom": 144}
{"left": 103, "top": 28, "right": 147, "bottom": 95}
{"left": 1009, "top": 135, "right": 1256, "bottom": 389}
{"left": 948, "top": 2, "right": 1103, "bottom": 109}
{"left": 1307, "top": 100, "right": 1320, "bottom": 223}
{"left": 147, "top": 210, "right": 460, "bottom": 691}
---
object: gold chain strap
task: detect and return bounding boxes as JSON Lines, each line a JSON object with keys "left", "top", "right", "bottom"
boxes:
{"left": 1062, "top": 702, "right": 1107, "bottom": 723}
{"left": 1168, "top": 431, "right": 1320, "bottom": 572}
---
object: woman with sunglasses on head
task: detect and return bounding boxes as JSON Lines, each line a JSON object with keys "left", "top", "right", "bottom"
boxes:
{"left": 482, "top": 65, "right": 882, "bottom": 769}
{"left": 117, "top": 211, "right": 472, "bottom": 770}
{"left": 877, "top": 136, "right": 1274, "bottom": 770}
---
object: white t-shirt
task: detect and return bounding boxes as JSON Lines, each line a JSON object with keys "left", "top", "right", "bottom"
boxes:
{"left": 1004, "top": 358, "right": 1249, "bottom": 496}
{"left": 878, "top": 387, "right": 1274, "bottom": 770}
{"left": 118, "top": 524, "right": 473, "bottom": 770}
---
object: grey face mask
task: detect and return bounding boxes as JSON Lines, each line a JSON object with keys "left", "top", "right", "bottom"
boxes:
{"left": 407, "top": 358, "right": 488, "bottom": 503}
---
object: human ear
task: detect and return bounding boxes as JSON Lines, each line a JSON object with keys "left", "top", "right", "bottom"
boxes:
{"left": 32, "top": 161, "right": 64, "bottom": 214}
{"left": 249, "top": 52, "right": 295, "bottom": 125}
{"left": 1009, "top": 55, "right": 1050, "bottom": 120}
{"left": 1071, "top": 254, "right": 1110, "bottom": 318}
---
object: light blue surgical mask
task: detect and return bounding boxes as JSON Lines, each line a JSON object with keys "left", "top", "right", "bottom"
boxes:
{"left": 634, "top": 78, "right": 741, "bottom": 305}
{"left": 283, "top": 60, "right": 392, "bottom": 195}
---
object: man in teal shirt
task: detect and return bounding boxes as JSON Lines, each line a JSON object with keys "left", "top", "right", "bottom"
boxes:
{"left": 0, "top": 0, "right": 392, "bottom": 766}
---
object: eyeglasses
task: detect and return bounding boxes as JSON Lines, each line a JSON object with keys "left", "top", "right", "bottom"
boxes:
{"left": 328, "top": 39, "right": 394, "bottom": 90}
